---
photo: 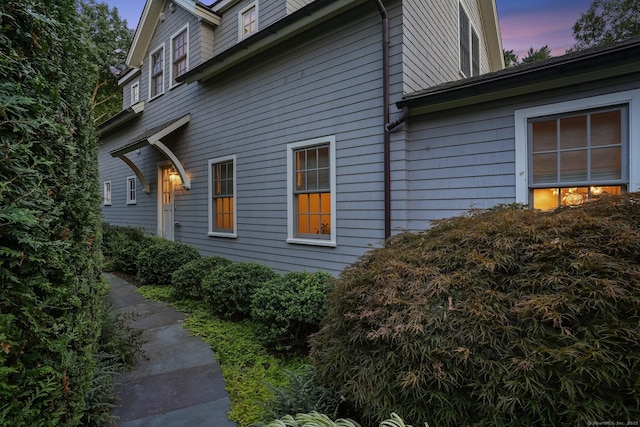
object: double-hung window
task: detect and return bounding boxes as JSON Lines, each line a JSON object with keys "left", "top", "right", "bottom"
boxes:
{"left": 208, "top": 156, "right": 236, "bottom": 237}
{"left": 515, "top": 90, "right": 640, "bottom": 210}
{"left": 131, "top": 81, "right": 139, "bottom": 104}
{"left": 103, "top": 181, "right": 112, "bottom": 206}
{"left": 459, "top": 3, "right": 479, "bottom": 77}
{"left": 287, "top": 136, "right": 336, "bottom": 246}
{"left": 239, "top": 2, "right": 258, "bottom": 40}
{"left": 149, "top": 45, "right": 164, "bottom": 98}
{"left": 126, "top": 176, "right": 137, "bottom": 205}
{"left": 171, "top": 26, "right": 188, "bottom": 84}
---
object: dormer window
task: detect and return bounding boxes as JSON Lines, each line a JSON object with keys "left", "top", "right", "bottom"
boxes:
{"left": 149, "top": 45, "right": 164, "bottom": 99}
{"left": 171, "top": 25, "right": 189, "bottom": 84}
{"left": 239, "top": 2, "right": 258, "bottom": 40}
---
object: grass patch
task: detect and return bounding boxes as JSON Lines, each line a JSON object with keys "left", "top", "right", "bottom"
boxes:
{"left": 137, "top": 285, "right": 306, "bottom": 426}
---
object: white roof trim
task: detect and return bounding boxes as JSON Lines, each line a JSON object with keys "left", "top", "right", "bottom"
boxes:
{"left": 127, "top": 0, "right": 220, "bottom": 68}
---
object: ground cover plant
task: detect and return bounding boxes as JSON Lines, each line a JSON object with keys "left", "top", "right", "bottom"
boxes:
{"left": 311, "top": 193, "right": 640, "bottom": 426}
{"left": 136, "top": 285, "right": 306, "bottom": 426}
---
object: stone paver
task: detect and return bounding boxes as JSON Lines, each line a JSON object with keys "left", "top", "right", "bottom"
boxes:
{"left": 104, "top": 273, "right": 236, "bottom": 427}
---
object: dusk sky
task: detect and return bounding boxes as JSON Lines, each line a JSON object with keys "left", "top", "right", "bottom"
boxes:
{"left": 105, "top": 0, "right": 595, "bottom": 59}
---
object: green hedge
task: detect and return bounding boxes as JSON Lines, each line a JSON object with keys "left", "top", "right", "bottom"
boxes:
{"left": 311, "top": 194, "right": 640, "bottom": 426}
{"left": 0, "top": 1, "right": 105, "bottom": 424}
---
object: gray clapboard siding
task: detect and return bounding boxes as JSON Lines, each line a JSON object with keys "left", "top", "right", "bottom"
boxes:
{"left": 286, "top": 0, "right": 314, "bottom": 14}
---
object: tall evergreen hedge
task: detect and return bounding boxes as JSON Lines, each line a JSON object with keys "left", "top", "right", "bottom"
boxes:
{"left": 0, "top": 1, "right": 104, "bottom": 425}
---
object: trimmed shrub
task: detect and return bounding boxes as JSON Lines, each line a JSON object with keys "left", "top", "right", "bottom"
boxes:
{"left": 101, "top": 223, "right": 144, "bottom": 258}
{"left": 201, "top": 262, "right": 277, "bottom": 319}
{"left": 311, "top": 194, "right": 640, "bottom": 426}
{"left": 251, "top": 271, "right": 332, "bottom": 351}
{"left": 136, "top": 239, "right": 201, "bottom": 286}
{"left": 171, "top": 256, "right": 232, "bottom": 300}
{"left": 108, "top": 234, "right": 154, "bottom": 275}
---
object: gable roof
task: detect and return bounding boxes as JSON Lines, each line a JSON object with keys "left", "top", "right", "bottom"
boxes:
{"left": 178, "top": 0, "right": 505, "bottom": 83}
{"left": 397, "top": 36, "right": 640, "bottom": 115}
{"left": 127, "top": 0, "right": 221, "bottom": 68}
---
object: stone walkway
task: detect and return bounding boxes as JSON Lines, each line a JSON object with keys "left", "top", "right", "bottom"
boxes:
{"left": 104, "top": 273, "right": 236, "bottom": 427}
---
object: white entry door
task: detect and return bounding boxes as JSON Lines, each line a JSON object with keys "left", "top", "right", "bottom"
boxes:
{"left": 160, "top": 166, "right": 174, "bottom": 241}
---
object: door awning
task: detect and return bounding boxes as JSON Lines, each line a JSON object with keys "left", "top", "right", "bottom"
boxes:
{"left": 110, "top": 113, "right": 191, "bottom": 191}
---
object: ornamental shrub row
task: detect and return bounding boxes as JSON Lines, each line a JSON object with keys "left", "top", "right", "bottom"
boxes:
{"left": 103, "top": 229, "right": 334, "bottom": 352}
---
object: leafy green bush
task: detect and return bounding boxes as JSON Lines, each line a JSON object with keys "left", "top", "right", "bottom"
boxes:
{"left": 202, "top": 262, "right": 277, "bottom": 319}
{"left": 251, "top": 271, "right": 332, "bottom": 351}
{"left": 101, "top": 223, "right": 145, "bottom": 258}
{"left": 136, "top": 239, "right": 200, "bottom": 286}
{"left": 257, "top": 364, "right": 344, "bottom": 424}
{"left": 262, "top": 411, "right": 416, "bottom": 427}
{"left": 311, "top": 194, "right": 640, "bottom": 426}
{"left": 108, "top": 234, "right": 155, "bottom": 275}
{"left": 171, "top": 256, "right": 232, "bottom": 300}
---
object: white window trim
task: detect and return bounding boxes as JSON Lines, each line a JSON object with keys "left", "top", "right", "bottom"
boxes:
{"left": 458, "top": 2, "right": 479, "bottom": 78}
{"left": 286, "top": 136, "right": 337, "bottom": 247}
{"left": 238, "top": 1, "right": 258, "bottom": 41}
{"left": 126, "top": 176, "right": 137, "bottom": 205}
{"left": 130, "top": 81, "right": 139, "bottom": 105}
{"left": 169, "top": 24, "right": 189, "bottom": 88}
{"left": 148, "top": 43, "right": 165, "bottom": 100}
{"left": 514, "top": 89, "right": 640, "bottom": 205}
{"left": 208, "top": 155, "right": 237, "bottom": 238}
{"left": 103, "top": 181, "right": 112, "bottom": 206}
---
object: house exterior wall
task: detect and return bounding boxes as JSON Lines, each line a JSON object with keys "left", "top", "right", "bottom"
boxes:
{"left": 100, "top": 0, "right": 501, "bottom": 275}
{"left": 101, "top": 1, "right": 405, "bottom": 275}
{"left": 401, "top": 0, "right": 491, "bottom": 94}
{"left": 401, "top": 73, "right": 640, "bottom": 232}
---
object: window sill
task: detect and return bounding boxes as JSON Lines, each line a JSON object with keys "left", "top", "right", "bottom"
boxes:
{"left": 286, "top": 238, "right": 336, "bottom": 248}
{"left": 170, "top": 81, "right": 184, "bottom": 90}
{"left": 126, "top": 201, "right": 137, "bottom": 205}
{"left": 208, "top": 232, "right": 237, "bottom": 239}
{"left": 103, "top": 203, "right": 111, "bottom": 206}
{"left": 148, "top": 93, "right": 164, "bottom": 102}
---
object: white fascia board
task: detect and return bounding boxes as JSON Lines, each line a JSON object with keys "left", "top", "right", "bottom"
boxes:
{"left": 127, "top": 0, "right": 166, "bottom": 68}
{"left": 211, "top": 0, "right": 241, "bottom": 13}
{"left": 174, "top": 0, "right": 222, "bottom": 25}
{"left": 479, "top": 0, "right": 504, "bottom": 71}
{"left": 118, "top": 68, "right": 141, "bottom": 86}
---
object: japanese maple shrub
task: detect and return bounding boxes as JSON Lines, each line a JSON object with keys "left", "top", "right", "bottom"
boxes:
{"left": 311, "top": 194, "right": 640, "bottom": 426}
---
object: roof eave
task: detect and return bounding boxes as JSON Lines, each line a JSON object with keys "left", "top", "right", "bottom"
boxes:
{"left": 98, "top": 101, "right": 145, "bottom": 137}
{"left": 398, "top": 40, "right": 640, "bottom": 115}
{"left": 178, "top": 0, "right": 365, "bottom": 84}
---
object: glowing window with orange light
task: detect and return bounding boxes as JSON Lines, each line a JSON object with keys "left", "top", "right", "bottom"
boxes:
{"left": 294, "top": 145, "right": 330, "bottom": 237}
{"left": 212, "top": 160, "right": 234, "bottom": 233}
{"left": 529, "top": 106, "right": 627, "bottom": 210}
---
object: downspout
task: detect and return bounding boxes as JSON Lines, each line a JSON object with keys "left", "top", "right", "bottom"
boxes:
{"left": 372, "top": 0, "right": 391, "bottom": 240}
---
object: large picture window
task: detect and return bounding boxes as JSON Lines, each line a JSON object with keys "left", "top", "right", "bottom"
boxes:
{"left": 208, "top": 156, "right": 236, "bottom": 237}
{"left": 529, "top": 107, "right": 626, "bottom": 210}
{"left": 287, "top": 136, "right": 336, "bottom": 246}
{"left": 514, "top": 90, "right": 640, "bottom": 211}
